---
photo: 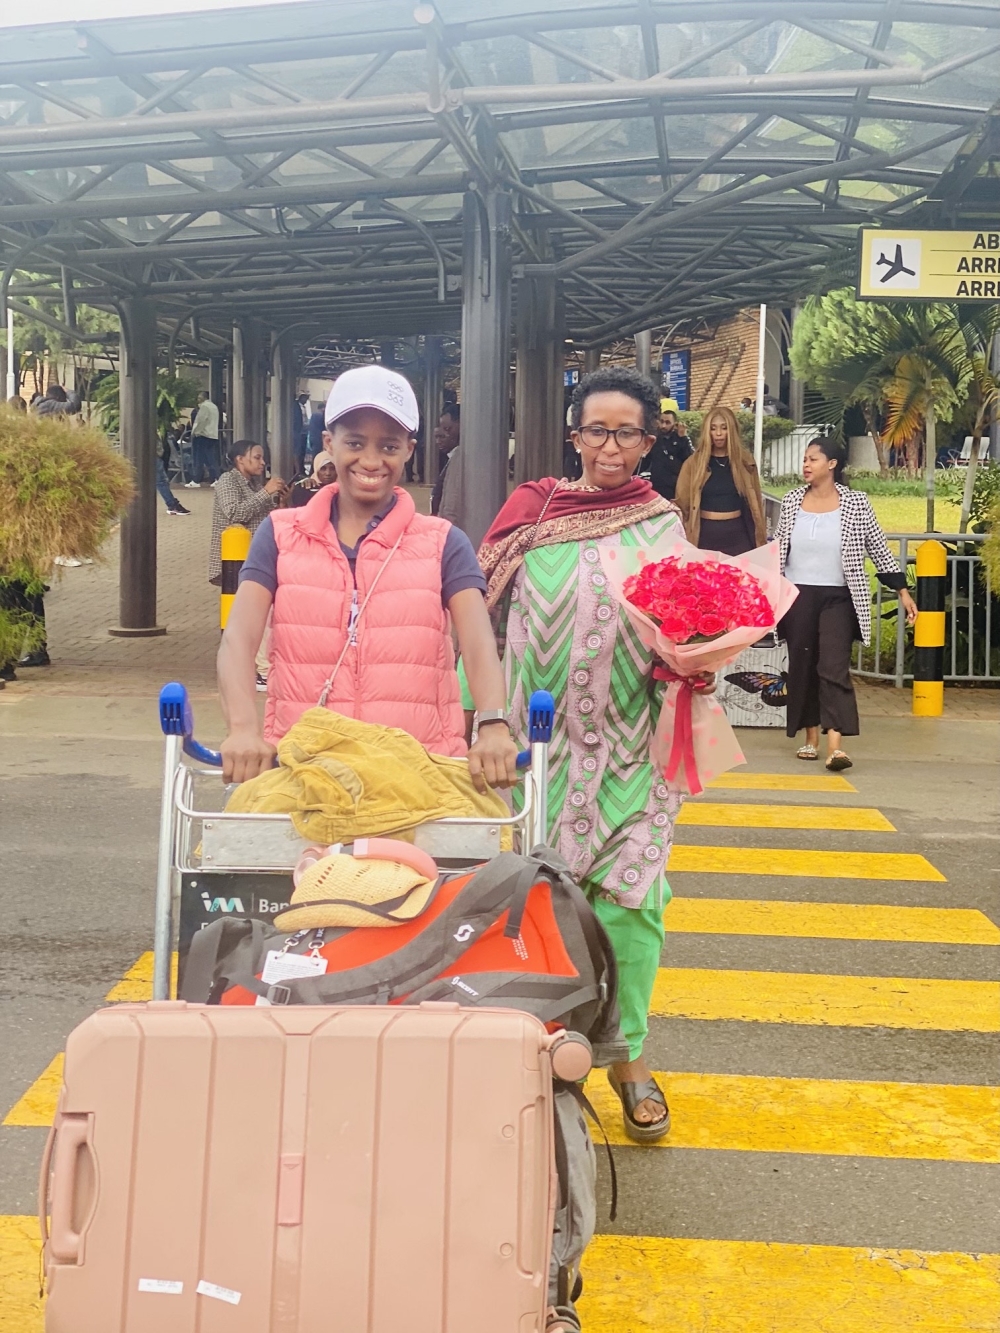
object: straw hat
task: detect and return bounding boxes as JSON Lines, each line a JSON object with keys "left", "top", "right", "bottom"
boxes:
{"left": 274, "top": 854, "right": 436, "bottom": 930}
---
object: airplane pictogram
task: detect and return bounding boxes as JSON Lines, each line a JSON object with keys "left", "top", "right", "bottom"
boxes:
{"left": 876, "top": 243, "right": 917, "bottom": 284}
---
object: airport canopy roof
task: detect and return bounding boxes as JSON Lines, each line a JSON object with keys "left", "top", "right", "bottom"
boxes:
{"left": 2, "top": 0, "right": 999, "bottom": 351}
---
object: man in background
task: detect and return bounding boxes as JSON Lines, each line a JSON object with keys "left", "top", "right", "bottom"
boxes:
{"left": 306, "top": 401, "right": 326, "bottom": 467}
{"left": 431, "top": 403, "right": 462, "bottom": 524}
{"left": 293, "top": 392, "right": 311, "bottom": 475}
{"left": 187, "top": 390, "right": 221, "bottom": 486}
{"left": 647, "top": 406, "right": 693, "bottom": 501}
{"left": 33, "top": 384, "right": 81, "bottom": 417}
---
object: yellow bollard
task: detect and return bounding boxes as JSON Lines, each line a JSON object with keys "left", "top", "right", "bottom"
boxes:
{"left": 219, "top": 525, "right": 251, "bottom": 629}
{"left": 913, "top": 540, "right": 946, "bottom": 716}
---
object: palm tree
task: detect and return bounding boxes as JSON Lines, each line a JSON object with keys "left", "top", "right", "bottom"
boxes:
{"left": 790, "top": 291, "right": 965, "bottom": 494}
{"left": 875, "top": 305, "right": 970, "bottom": 530}
{"left": 952, "top": 311, "right": 1000, "bottom": 534}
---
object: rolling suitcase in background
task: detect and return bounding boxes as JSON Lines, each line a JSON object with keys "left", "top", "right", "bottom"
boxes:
{"left": 41, "top": 1000, "right": 593, "bottom": 1333}
{"left": 716, "top": 630, "right": 789, "bottom": 729}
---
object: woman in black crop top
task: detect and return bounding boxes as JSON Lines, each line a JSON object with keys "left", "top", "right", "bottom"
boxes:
{"left": 674, "top": 407, "right": 766, "bottom": 555}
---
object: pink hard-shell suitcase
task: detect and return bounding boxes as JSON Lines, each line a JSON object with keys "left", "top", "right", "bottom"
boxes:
{"left": 41, "top": 1000, "right": 565, "bottom": 1333}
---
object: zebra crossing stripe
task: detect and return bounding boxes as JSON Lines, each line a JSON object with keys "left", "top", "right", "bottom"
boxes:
{"left": 705, "top": 772, "right": 858, "bottom": 792}
{"left": 662, "top": 898, "right": 1000, "bottom": 945}
{"left": 676, "top": 802, "right": 895, "bottom": 831}
{"left": 585, "top": 1068, "right": 1000, "bottom": 1161}
{"left": 667, "top": 845, "right": 945, "bottom": 881}
{"left": 651, "top": 968, "right": 1000, "bottom": 1031}
{"left": 578, "top": 1235, "right": 1000, "bottom": 1333}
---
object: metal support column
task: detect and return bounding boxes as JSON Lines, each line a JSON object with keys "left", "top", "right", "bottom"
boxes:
{"left": 209, "top": 354, "right": 225, "bottom": 413}
{"left": 459, "top": 187, "right": 512, "bottom": 547}
{"left": 787, "top": 302, "right": 805, "bottom": 425}
{"left": 224, "top": 351, "right": 234, "bottom": 453}
{"left": 270, "top": 334, "right": 296, "bottom": 482}
{"left": 233, "top": 318, "right": 267, "bottom": 445}
{"left": 232, "top": 320, "right": 250, "bottom": 443}
{"left": 110, "top": 296, "right": 164, "bottom": 637}
{"left": 423, "top": 334, "right": 443, "bottom": 488}
{"left": 252, "top": 323, "right": 268, "bottom": 452}
{"left": 583, "top": 348, "right": 601, "bottom": 375}
{"left": 515, "top": 273, "right": 564, "bottom": 485}
{"left": 634, "top": 329, "right": 652, "bottom": 382}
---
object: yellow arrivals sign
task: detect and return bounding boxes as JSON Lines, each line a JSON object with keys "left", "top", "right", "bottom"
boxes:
{"left": 858, "top": 229, "right": 1000, "bottom": 301}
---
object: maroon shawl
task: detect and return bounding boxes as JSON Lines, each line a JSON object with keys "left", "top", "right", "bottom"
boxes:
{"left": 479, "top": 476, "right": 677, "bottom": 609}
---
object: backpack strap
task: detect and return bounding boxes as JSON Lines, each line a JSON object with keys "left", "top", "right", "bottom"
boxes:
{"left": 403, "top": 971, "right": 601, "bottom": 1021}
{"left": 181, "top": 917, "right": 272, "bottom": 1003}
{"left": 558, "top": 1080, "right": 618, "bottom": 1223}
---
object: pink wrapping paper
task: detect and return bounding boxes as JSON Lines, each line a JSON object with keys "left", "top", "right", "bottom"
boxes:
{"left": 600, "top": 533, "right": 799, "bottom": 795}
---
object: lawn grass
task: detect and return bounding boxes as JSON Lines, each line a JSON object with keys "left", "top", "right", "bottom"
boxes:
{"left": 763, "top": 486, "right": 962, "bottom": 534}
{"left": 862, "top": 494, "right": 961, "bottom": 534}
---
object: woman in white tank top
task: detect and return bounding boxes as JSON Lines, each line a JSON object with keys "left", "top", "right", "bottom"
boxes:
{"left": 776, "top": 439, "right": 916, "bottom": 771}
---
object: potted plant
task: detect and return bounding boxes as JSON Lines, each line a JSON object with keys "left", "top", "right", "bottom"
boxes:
{"left": 0, "top": 405, "right": 133, "bottom": 681}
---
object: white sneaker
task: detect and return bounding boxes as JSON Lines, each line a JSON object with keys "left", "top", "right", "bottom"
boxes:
{"left": 184, "top": 480, "right": 200, "bottom": 488}
{"left": 255, "top": 672, "right": 268, "bottom": 692}
{"left": 54, "top": 556, "right": 83, "bottom": 567}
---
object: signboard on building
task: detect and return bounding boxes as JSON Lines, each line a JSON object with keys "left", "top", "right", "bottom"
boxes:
{"left": 661, "top": 349, "right": 690, "bottom": 410}
{"left": 858, "top": 229, "right": 1000, "bottom": 301}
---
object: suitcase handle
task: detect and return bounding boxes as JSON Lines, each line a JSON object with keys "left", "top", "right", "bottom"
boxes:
{"left": 37, "top": 1122, "right": 57, "bottom": 1251}
{"left": 47, "top": 1114, "right": 95, "bottom": 1264}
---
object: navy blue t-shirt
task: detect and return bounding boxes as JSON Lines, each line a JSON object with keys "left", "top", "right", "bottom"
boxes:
{"left": 239, "top": 493, "right": 486, "bottom": 607}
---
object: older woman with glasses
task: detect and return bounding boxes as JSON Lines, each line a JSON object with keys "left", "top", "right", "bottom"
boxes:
{"left": 465, "top": 367, "right": 711, "bottom": 1144}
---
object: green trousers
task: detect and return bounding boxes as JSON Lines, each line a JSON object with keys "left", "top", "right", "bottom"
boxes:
{"left": 588, "top": 886, "right": 666, "bottom": 1062}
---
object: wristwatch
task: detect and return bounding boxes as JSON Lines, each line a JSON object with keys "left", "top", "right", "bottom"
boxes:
{"left": 475, "top": 709, "right": 510, "bottom": 729}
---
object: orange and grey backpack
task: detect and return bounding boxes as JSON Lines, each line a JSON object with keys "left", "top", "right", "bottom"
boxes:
{"left": 181, "top": 848, "right": 627, "bottom": 1066}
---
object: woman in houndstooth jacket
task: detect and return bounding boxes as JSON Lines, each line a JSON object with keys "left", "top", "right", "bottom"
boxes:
{"left": 775, "top": 439, "right": 917, "bottom": 771}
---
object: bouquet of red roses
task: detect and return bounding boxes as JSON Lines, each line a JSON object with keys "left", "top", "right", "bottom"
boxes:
{"left": 622, "top": 555, "right": 775, "bottom": 644}
{"left": 601, "top": 531, "right": 798, "bottom": 795}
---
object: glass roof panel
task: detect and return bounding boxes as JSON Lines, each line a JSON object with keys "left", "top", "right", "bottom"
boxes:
{"left": 1, "top": 0, "right": 997, "bottom": 338}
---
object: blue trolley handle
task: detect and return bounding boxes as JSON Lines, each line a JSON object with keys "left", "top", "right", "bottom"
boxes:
{"left": 511, "top": 690, "right": 555, "bottom": 769}
{"left": 159, "top": 681, "right": 222, "bottom": 766}
{"left": 159, "top": 683, "right": 557, "bottom": 774}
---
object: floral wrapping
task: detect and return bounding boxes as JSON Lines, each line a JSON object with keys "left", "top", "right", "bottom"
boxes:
{"left": 600, "top": 532, "right": 799, "bottom": 795}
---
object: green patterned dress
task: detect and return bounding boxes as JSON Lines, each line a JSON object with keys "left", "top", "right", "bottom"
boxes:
{"left": 466, "top": 509, "right": 684, "bottom": 1058}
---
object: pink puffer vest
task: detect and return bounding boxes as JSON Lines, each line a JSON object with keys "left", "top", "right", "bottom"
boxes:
{"left": 264, "top": 485, "right": 467, "bottom": 755}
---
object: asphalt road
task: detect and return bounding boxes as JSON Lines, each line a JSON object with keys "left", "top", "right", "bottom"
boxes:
{"left": 1, "top": 699, "right": 998, "bottom": 1330}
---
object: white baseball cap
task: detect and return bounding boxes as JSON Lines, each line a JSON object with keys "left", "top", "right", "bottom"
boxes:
{"left": 324, "top": 365, "right": 419, "bottom": 432}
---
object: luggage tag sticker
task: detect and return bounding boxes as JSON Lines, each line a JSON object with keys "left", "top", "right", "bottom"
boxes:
{"left": 138, "top": 1278, "right": 183, "bottom": 1295}
{"left": 197, "top": 1280, "right": 242, "bottom": 1306}
{"left": 255, "top": 948, "right": 328, "bottom": 1007}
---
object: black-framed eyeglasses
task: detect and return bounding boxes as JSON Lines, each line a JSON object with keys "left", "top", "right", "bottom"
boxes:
{"left": 577, "top": 425, "right": 650, "bottom": 449}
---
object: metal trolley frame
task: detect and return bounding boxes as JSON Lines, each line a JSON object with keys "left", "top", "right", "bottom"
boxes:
{"left": 152, "top": 682, "right": 555, "bottom": 1002}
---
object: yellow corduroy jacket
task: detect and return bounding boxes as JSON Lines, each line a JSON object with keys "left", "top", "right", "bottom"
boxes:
{"left": 225, "top": 707, "right": 509, "bottom": 846}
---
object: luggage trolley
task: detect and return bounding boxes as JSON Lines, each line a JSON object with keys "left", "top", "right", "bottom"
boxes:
{"left": 152, "top": 682, "right": 556, "bottom": 1002}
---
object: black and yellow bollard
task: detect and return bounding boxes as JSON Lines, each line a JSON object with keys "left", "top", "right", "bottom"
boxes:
{"left": 219, "top": 525, "right": 251, "bottom": 629}
{"left": 913, "top": 539, "right": 946, "bottom": 716}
